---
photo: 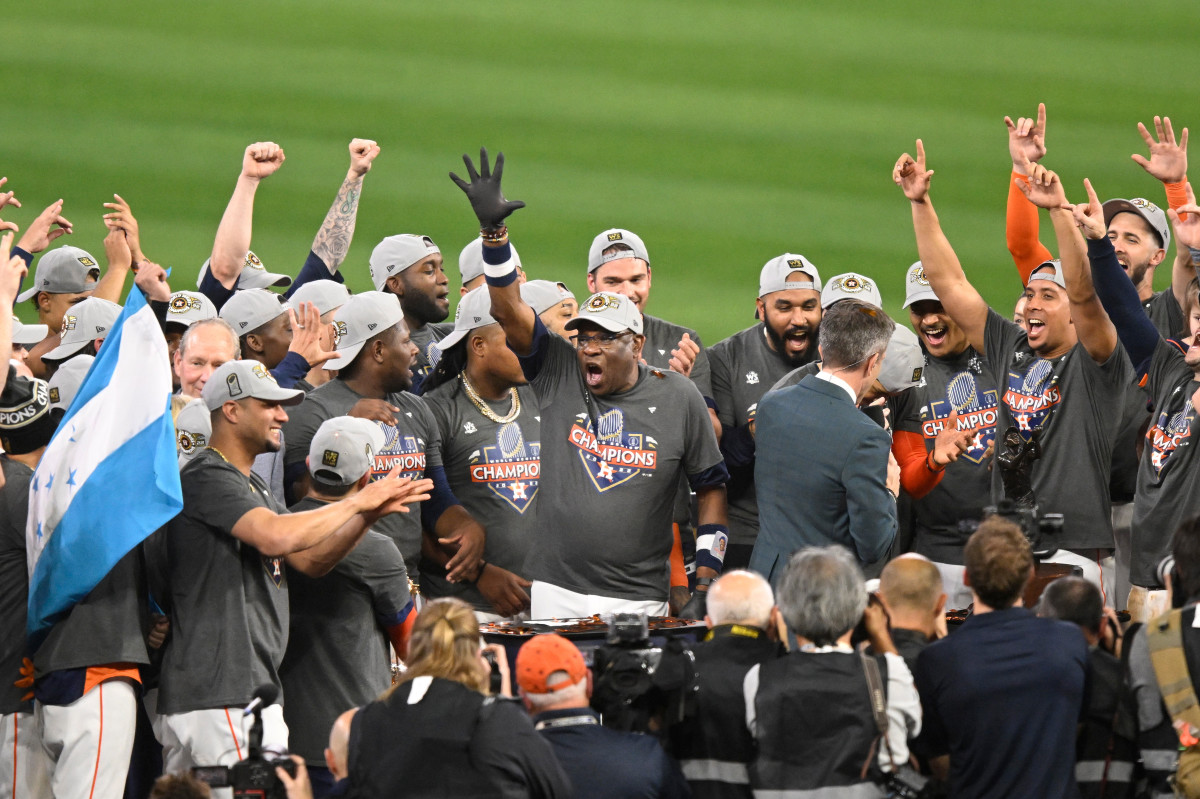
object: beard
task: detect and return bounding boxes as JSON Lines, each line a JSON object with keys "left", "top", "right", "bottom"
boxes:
{"left": 400, "top": 287, "right": 448, "bottom": 325}
{"left": 765, "top": 322, "right": 816, "bottom": 368}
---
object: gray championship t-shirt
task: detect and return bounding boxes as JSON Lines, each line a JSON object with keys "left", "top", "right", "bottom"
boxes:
{"left": 283, "top": 379, "right": 442, "bottom": 576}
{"left": 893, "top": 347, "right": 997, "bottom": 564}
{"left": 983, "top": 310, "right": 1133, "bottom": 550}
{"left": 522, "top": 330, "right": 723, "bottom": 600}
{"left": 280, "top": 497, "right": 411, "bottom": 765}
{"left": 1146, "top": 289, "right": 1184, "bottom": 341}
{"left": 421, "top": 380, "right": 540, "bottom": 613}
{"left": 158, "top": 448, "right": 290, "bottom": 714}
{"left": 708, "top": 323, "right": 817, "bottom": 546}
{"left": 1131, "top": 338, "right": 1200, "bottom": 586}
{"left": 0, "top": 459, "right": 33, "bottom": 714}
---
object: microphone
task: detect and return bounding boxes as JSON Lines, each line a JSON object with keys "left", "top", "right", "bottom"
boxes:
{"left": 242, "top": 683, "right": 279, "bottom": 717}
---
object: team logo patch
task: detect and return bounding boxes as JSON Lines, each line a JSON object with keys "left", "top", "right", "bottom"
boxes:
{"left": 607, "top": 232, "right": 623, "bottom": 242}
{"left": 78, "top": 256, "right": 97, "bottom": 267}
{"left": 263, "top": 555, "right": 286, "bottom": 588}
{"left": 833, "top": 275, "right": 870, "bottom": 293}
{"left": 245, "top": 252, "right": 265, "bottom": 270}
{"left": 469, "top": 422, "right": 540, "bottom": 513}
{"left": 48, "top": 387, "right": 60, "bottom": 403}
{"left": 1147, "top": 393, "right": 1194, "bottom": 476}
{"left": 322, "top": 450, "right": 339, "bottom": 467}
{"left": 585, "top": 294, "right": 621, "bottom": 312}
{"left": 921, "top": 370, "right": 999, "bottom": 464}
{"left": 787, "top": 259, "right": 804, "bottom": 268}
{"left": 169, "top": 295, "right": 204, "bottom": 314}
{"left": 463, "top": 422, "right": 477, "bottom": 434}
{"left": 745, "top": 371, "right": 759, "bottom": 385}
{"left": 333, "top": 320, "right": 349, "bottom": 345}
{"left": 251, "top": 363, "right": 271, "bottom": 381}
{"left": 1001, "top": 356, "right": 1062, "bottom": 438}
{"left": 61, "top": 315, "right": 78, "bottom": 332}
{"left": 909, "top": 266, "right": 929, "bottom": 285}
{"left": 176, "top": 430, "right": 206, "bottom": 454}
{"left": 226, "top": 374, "right": 244, "bottom": 397}
{"left": 569, "top": 408, "right": 658, "bottom": 492}
{"left": 911, "top": 367, "right": 923, "bottom": 383}
{"left": 370, "top": 421, "right": 427, "bottom": 481}
{"left": 1130, "top": 197, "right": 1159, "bottom": 212}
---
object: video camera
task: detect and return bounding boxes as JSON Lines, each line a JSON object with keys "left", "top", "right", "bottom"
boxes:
{"left": 973, "top": 499, "right": 1062, "bottom": 558}
{"left": 193, "top": 684, "right": 296, "bottom": 799}
{"left": 590, "top": 613, "right": 698, "bottom": 734}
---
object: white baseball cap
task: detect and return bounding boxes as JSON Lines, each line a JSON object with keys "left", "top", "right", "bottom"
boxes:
{"left": 822, "top": 272, "right": 883, "bottom": 309}
{"left": 42, "top": 298, "right": 122, "bottom": 364}
{"left": 288, "top": 279, "right": 351, "bottom": 317}
{"left": 47, "top": 354, "right": 93, "bottom": 414}
{"left": 325, "top": 291, "right": 405, "bottom": 371}
{"left": 565, "top": 292, "right": 643, "bottom": 335}
{"left": 902, "top": 262, "right": 939, "bottom": 309}
{"left": 202, "top": 360, "right": 304, "bottom": 411}
{"left": 197, "top": 251, "right": 291, "bottom": 290}
{"left": 369, "top": 235, "right": 440, "bottom": 292}
{"left": 759, "top": 254, "right": 822, "bottom": 297}
{"left": 165, "top": 291, "right": 218, "bottom": 329}
{"left": 587, "top": 229, "right": 649, "bottom": 274}
{"left": 219, "top": 289, "right": 290, "bottom": 336}
{"left": 17, "top": 246, "right": 101, "bottom": 303}
{"left": 438, "top": 286, "right": 497, "bottom": 351}
{"left": 308, "top": 416, "right": 386, "bottom": 486}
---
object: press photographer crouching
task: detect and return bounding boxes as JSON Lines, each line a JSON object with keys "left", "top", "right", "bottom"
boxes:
{"left": 744, "top": 546, "right": 921, "bottom": 797}
{"left": 345, "top": 598, "right": 569, "bottom": 799}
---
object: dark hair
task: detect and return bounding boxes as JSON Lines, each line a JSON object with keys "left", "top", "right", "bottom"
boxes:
{"left": 817, "top": 299, "right": 894, "bottom": 370}
{"left": 149, "top": 774, "right": 211, "bottom": 799}
{"left": 1172, "top": 516, "right": 1200, "bottom": 602}
{"left": 308, "top": 474, "right": 356, "bottom": 497}
{"left": 425, "top": 339, "right": 468, "bottom": 393}
{"left": 1038, "top": 577, "right": 1102, "bottom": 634}
{"left": 965, "top": 516, "right": 1033, "bottom": 609}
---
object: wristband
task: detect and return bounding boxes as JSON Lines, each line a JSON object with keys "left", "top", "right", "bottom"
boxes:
{"left": 925, "top": 449, "right": 946, "bottom": 473}
{"left": 470, "top": 559, "right": 488, "bottom": 583}
{"left": 694, "top": 524, "right": 729, "bottom": 573}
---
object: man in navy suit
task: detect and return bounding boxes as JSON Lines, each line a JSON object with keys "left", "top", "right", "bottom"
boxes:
{"left": 749, "top": 299, "right": 900, "bottom": 585}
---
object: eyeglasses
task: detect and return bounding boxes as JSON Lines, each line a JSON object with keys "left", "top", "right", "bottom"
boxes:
{"left": 574, "top": 331, "right": 634, "bottom": 350}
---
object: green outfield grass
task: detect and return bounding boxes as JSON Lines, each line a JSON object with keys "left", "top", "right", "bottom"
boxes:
{"left": 4, "top": 0, "right": 1197, "bottom": 343}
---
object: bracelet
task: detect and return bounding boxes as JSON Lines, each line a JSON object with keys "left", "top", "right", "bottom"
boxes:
{"left": 695, "top": 577, "right": 714, "bottom": 590}
{"left": 480, "top": 226, "right": 508, "bottom": 244}
{"left": 925, "top": 450, "right": 946, "bottom": 474}
{"left": 471, "top": 559, "right": 488, "bottom": 583}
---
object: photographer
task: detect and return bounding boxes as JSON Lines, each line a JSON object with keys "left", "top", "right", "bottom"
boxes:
{"left": 743, "top": 546, "right": 920, "bottom": 796}
{"left": 346, "top": 598, "right": 569, "bottom": 798}
{"left": 669, "top": 570, "right": 784, "bottom": 799}
{"left": 515, "top": 633, "right": 689, "bottom": 799}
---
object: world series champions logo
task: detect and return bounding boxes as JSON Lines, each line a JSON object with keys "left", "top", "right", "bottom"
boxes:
{"left": 468, "top": 422, "right": 541, "bottom": 513}
{"left": 1147, "top": 397, "right": 1195, "bottom": 476}
{"left": 921, "top": 371, "right": 999, "bottom": 464}
{"left": 369, "top": 422, "right": 427, "bottom": 481}
{"left": 1001, "top": 357, "right": 1062, "bottom": 438}
{"left": 568, "top": 408, "right": 658, "bottom": 492}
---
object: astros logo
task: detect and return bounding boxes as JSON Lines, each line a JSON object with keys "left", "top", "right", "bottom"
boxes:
{"left": 168, "top": 295, "right": 203, "bottom": 314}
{"left": 568, "top": 408, "right": 658, "bottom": 492}
{"left": 586, "top": 294, "right": 620, "bottom": 312}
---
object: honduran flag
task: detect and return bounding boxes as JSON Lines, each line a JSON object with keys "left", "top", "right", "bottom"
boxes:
{"left": 26, "top": 287, "right": 183, "bottom": 645}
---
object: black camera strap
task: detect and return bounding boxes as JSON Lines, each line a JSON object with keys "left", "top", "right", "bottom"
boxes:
{"left": 859, "top": 647, "right": 897, "bottom": 775}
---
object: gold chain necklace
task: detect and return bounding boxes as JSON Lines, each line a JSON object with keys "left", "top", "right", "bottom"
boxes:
{"left": 460, "top": 374, "right": 520, "bottom": 424}
{"left": 206, "top": 446, "right": 232, "bottom": 463}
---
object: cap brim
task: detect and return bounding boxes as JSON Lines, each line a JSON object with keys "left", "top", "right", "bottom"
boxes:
{"left": 323, "top": 340, "right": 367, "bottom": 371}
{"left": 16, "top": 286, "right": 40, "bottom": 303}
{"left": 238, "top": 271, "right": 293, "bottom": 290}
{"left": 902, "top": 288, "right": 939, "bottom": 309}
{"left": 1101, "top": 199, "right": 1137, "bottom": 226}
{"left": 12, "top": 324, "right": 49, "bottom": 345}
{"left": 437, "top": 329, "right": 469, "bottom": 351}
{"left": 41, "top": 338, "right": 89, "bottom": 364}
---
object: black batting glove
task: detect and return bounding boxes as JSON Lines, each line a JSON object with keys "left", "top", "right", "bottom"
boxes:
{"left": 449, "top": 147, "right": 525, "bottom": 233}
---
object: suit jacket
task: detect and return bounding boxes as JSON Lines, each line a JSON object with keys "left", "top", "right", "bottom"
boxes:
{"left": 748, "top": 374, "right": 897, "bottom": 585}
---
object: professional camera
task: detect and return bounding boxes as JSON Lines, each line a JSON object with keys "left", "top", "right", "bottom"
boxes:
{"left": 193, "top": 684, "right": 295, "bottom": 799}
{"left": 590, "top": 613, "right": 698, "bottom": 734}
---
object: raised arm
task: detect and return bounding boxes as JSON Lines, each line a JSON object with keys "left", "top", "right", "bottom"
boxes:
{"left": 1004, "top": 103, "right": 1054, "bottom": 282}
{"left": 1131, "top": 116, "right": 1192, "bottom": 310}
{"left": 0, "top": 232, "right": 26, "bottom": 396}
{"left": 893, "top": 140, "right": 989, "bottom": 352}
{"left": 1030, "top": 169, "right": 1117, "bottom": 363}
{"left": 210, "top": 142, "right": 285, "bottom": 288}
{"left": 449, "top": 148, "right": 534, "bottom": 353}
{"left": 310, "top": 138, "right": 380, "bottom": 273}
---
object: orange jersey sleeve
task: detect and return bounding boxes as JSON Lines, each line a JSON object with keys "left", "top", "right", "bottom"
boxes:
{"left": 1007, "top": 171, "right": 1055, "bottom": 284}
{"left": 893, "top": 428, "right": 944, "bottom": 500}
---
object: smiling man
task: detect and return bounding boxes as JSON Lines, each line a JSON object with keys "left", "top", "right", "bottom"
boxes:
{"left": 451, "top": 147, "right": 730, "bottom": 617}
{"left": 707, "top": 254, "right": 823, "bottom": 568}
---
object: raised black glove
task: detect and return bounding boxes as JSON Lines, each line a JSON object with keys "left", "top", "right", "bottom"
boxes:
{"left": 449, "top": 147, "right": 525, "bottom": 233}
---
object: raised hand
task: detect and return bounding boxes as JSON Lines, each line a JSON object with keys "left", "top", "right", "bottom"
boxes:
{"left": 287, "top": 301, "right": 341, "bottom": 367}
{"left": 932, "top": 410, "right": 972, "bottom": 466}
{"left": 1131, "top": 116, "right": 1188, "bottom": 184}
{"left": 0, "top": 232, "right": 28, "bottom": 305}
{"left": 103, "top": 225, "right": 132, "bottom": 272}
{"left": 1015, "top": 158, "right": 1070, "bottom": 210}
{"left": 1167, "top": 182, "right": 1200, "bottom": 251}
{"left": 17, "top": 199, "right": 72, "bottom": 254}
{"left": 102, "top": 194, "right": 143, "bottom": 261}
{"left": 241, "top": 142, "right": 286, "bottom": 181}
{"left": 1004, "top": 103, "right": 1047, "bottom": 174}
{"left": 0, "top": 177, "right": 21, "bottom": 233}
{"left": 893, "top": 139, "right": 935, "bottom": 202}
{"left": 1070, "top": 178, "right": 1107, "bottom": 240}
{"left": 134, "top": 261, "right": 171, "bottom": 302}
{"left": 449, "top": 147, "right": 525, "bottom": 232}
{"left": 348, "top": 138, "right": 380, "bottom": 177}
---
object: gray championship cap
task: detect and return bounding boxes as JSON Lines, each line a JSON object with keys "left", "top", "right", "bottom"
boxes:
{"left": 325, "top": 291, "right": 405, "bottom": 371}
{"left": 902, "top": 262, "right": 939, "bottom": 309}
{"left": 48, "top": 354, "right": 93, "bottom": 414}
{"left": 202, "top": 359, "right": 304, "bottom": 411}
{"left": 587, "top": 229, "right": 649, "bottom": 274}
{"left": 1102, "top": 197, "right": 1171, "bottom": 251}
{"left": 165, "top": 291, "right": 218, "bottom": 329}
{"left": 876, "top": 325, "right": 925, "bottom": 394}
{"left": 759, "top": 254, "right": 822, "bottom": 297}
{"left": 288, "top": 279, "right": 351, "bottom": 317}
{"left": 174, "top": 397, "right": 212, "bottom": 466}
{"left": 459, "top": 238, "right": 522, "bottom": 287}
{"left": 564, "top": 291, "right": 644, "bottom": 335}
{"left": 369, "top": 234, "right": 440, "bottom": 292}
{"left": 43, "top": 297, "right": 122, "bottom": 364}
{"left": 197, "top": 251, "right": 291, "bottom": 291}
{"left": 308, "top": 416, "right": 386, "bottom": 486}
{"left": 12, "top": 316, "right": 49, "bottom": 347}
{"left": 17, "top": 246, "right": 101, "bottom": 303}
{"left": 1028, "top": 259, "right": 1066, "bottom": 289}
{"left": 438, "top": 286, "right": 497, "bottom": 351}
{"left": 219, "top": 289, "right": 290, "bottom": 336}
{"left": 521, "top": 280, "right": 575, "bottom": 315}
{"left": 822, "top": 272, "right": 883, "bottom": 309}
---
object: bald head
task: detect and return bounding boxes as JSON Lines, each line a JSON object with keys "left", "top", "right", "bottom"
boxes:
{"left": 324, "top": 707, "right": 357, "bottom": 781}
{"left": 879, "top": 555, "right": 944, "bottom": 614}
{"left": 706, "top": 570, "right": 775, "bottom": 628}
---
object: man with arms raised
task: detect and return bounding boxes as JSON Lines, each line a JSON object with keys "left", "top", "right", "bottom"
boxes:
{"left": 453, "top": 148, "right": 730, "bottom": 617}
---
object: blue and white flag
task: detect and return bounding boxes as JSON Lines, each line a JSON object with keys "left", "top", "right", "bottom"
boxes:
{"left": 26, "top": 287, "right": 183, "bottom": 644}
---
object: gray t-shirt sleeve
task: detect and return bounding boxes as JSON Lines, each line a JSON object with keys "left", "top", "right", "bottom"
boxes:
{"left": 529, "top": 332, "right": 578, "bottom": 403}
{"left": 681, "top": 376, "right": 724, "bottom": 477}
{"left": 283, "top": 395, "right": 325, "bottom": 468}
{"left": 184, "top": 460, "right": 276, "bottom": 533}
{"left": 708, "top": 341, "right": 736, "bottom": 429}
{"left": 356, "top": 533, "right": 412, "bottom": 627}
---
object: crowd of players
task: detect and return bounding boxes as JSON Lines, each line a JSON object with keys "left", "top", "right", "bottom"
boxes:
{"left": 2, "top": 102, "right": 1200, "bottom": 798}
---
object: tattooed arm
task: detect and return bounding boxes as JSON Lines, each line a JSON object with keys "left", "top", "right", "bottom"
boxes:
{"left": 311, "top": 138, "right": 380, "bottom": 274}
